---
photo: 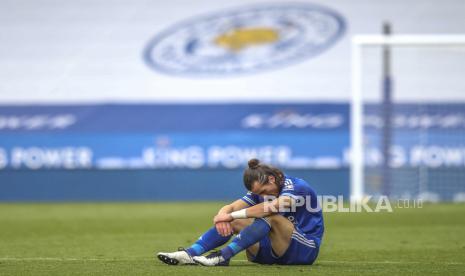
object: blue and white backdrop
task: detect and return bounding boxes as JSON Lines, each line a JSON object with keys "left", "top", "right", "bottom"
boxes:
{"left": 1, "top": 0, "right": 464, "bottom": 201}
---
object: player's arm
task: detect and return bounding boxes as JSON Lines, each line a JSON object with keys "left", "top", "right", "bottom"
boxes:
{"left": 217, "top": 199, "right": 249, "bottom": 215}
{"left": 214, "top": 196, "right": 294, "bottom": 223}
{"left": 245, "top": 195, "right": 294, "bottom": 218}
{"left": 215, "top": 199, "right": 250, "bottom": 237}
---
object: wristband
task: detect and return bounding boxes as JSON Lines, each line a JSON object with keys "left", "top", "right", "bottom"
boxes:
{"left": 230, "top": 209, "right": 248, "bottom": 219}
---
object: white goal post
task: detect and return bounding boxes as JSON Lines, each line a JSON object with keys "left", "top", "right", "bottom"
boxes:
{"left": 351, "top": 34, "right": 465, "bottom": 202}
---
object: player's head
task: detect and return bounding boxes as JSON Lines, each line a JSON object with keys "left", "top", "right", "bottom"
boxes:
{"left": 243, "top": 158, "right": 284, "bottom": 196}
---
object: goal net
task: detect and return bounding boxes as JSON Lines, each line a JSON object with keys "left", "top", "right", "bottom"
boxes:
{"left": 351, "top": 35, "right": 465, "bottom": 202}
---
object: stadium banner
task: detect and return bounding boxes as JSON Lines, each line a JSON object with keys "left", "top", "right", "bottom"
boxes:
{"left": 1, "top": 0, "right": 465, "bottom": 201}
{"left": 1, "top": 103, "right": 465, "bottom": 171}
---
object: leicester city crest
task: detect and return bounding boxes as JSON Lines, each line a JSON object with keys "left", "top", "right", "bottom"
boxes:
{"left": 143, "top": 3, "right": 346, "bottom": 76}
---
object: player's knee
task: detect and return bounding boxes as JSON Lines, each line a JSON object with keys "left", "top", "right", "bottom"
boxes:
{"left": 265, "top": 214, "right": 282, "bottom": 227}
{"left": 265, "top": 214, "right": 291, "bottom": 232}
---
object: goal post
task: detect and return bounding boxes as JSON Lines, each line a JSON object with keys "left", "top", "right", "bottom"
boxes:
{"left": 351, "top": 34, "right": 465, "bottom": 202}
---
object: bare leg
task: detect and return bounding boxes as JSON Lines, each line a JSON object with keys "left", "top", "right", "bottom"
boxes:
{"left": 230, "top": 214, "right": 294, "bottom": 259}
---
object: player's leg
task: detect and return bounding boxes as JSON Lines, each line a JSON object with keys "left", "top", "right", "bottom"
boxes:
{"left": 264, "top": 214, "right": 294, "bottom": 255}
{"left": 230, "top": 216, "right": 293, "bottom": 260}
{"left": 247, "top": 215, "right": 319, "bottom": 265}
{"left": 193, "top": 214, "right": 295, "bottom": 266}
{"left": 157, "top": 226, "right": 233, "bottom": 265}
{"left": 243, "top": 214, "right": 295, "bottom": 264}
{"left": 185, "top": 226, "right": 233, "bottom": 256}
{"left": 229, "top": 218, "right": 259, "bottom": 257}
{"left": 193, "top": 217, "right": 271, "bottom": 266}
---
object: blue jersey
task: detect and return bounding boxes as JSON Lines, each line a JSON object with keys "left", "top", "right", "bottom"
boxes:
{"left": 241, "top": 175, "right": 324, "bottom": 246}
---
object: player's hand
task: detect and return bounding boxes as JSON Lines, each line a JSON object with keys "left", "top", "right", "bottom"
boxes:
{"left": 214, "top": 213, "right": 233, "bottom": 236}
{"left": 215, "top": 221, "right": 232, "bottom": 237}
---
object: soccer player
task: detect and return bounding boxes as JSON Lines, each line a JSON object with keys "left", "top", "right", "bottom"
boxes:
{"left": 157, "top": 158, "right": 324, "bottom": 266}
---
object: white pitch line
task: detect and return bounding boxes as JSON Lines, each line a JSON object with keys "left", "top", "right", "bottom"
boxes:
{"left": 0, "top": 258, "right": 463, "bottom": 266}
{"left": 232, "top": 260, "right": 465, "bottom": 265}
{"left": 0, "top": 257, "right": 152, "bottom": 261}
{"left": 317, "top": 260, "right": 465, "bottom": 265}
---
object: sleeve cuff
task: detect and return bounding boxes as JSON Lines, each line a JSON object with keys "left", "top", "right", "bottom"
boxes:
{"left": 241, "top": 197, "right": 255, "bottom": 206}
{"left": 280, "top": 193, "right": 299, "bottom": 200}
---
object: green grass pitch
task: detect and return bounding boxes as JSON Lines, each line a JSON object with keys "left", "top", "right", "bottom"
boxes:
{"left": 0, "top": 202, "right": 464, "bottom": 275}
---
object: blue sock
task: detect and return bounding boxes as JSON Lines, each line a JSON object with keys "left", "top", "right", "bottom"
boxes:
{"left": 186, "top": 226, "right": 232, "bottom": 256}
{"left": 220, "top": 218, "right": 271, "bottom": 260}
